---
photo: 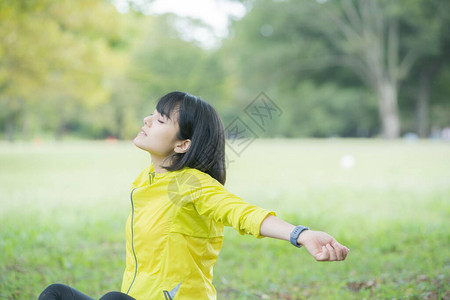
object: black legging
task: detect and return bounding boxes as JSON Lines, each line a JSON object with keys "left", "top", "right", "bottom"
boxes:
{"left": 39, "top": 284, "right": 136, "bottom": 300}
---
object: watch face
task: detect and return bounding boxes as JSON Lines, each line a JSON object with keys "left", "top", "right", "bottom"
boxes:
{"left": 290, "top": 226, "right": 308, "bottom": 247}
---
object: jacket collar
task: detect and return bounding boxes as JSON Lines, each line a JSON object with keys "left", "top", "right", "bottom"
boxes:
{"left": 148, "top": 163, "right": 170, "bottom": 185}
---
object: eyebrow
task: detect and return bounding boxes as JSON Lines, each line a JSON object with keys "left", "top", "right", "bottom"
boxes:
{"left": 151, "top": 113, "right": 170, "bottom": 123}
{"left": 158, "top": 111, "right": 173, "bottom": 121}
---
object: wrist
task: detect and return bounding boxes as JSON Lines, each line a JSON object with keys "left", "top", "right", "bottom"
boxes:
{"left": 297, "top": 229, "right": 312, "bottom": 246}
{"left": 289, "top": 225, "right": 309, "bottom": 248}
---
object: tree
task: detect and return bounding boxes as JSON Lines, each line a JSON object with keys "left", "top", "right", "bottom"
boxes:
{"left": 226, "top": 0, "right": 448, "bottom": 138}
{"left": 399, "top": 0, "right": 450, "bottom": 137}
{"left": 127, "top": 14, "right": 232, "bottom": 116}
{"left": 0, "top": 0, "right": 125, "bottom": 140}
{"left": 301, "top": 0, "right": 446, "bottom": 138}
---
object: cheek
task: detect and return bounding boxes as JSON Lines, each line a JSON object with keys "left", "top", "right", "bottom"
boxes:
{"left": 133, "top": 127, "right": 176, "bottom": 154}
{"left": 153, "top": 127, "right": 175, "bottom": 143}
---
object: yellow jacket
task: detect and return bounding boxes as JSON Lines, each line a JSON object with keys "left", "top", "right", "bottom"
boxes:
{"left": 120, "top": 163, "right": 275, "bottom": 299}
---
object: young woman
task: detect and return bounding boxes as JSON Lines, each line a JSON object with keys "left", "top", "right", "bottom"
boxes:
{"left": 39, "top": 91, "right": 349, "bottom": 300}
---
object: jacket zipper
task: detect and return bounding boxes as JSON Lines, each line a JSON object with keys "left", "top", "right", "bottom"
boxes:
{"left": 127, "top": 187, "right": 138, "bottom": 295}
{"left": 127, "top": 172, "right": 155, "bottom": 294}
{"left": 149, "top": 171, "right": 155, "bottom": 184}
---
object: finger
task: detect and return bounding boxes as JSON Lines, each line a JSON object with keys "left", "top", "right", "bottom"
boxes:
{"left": 344, "top": 246, "right": 350, "bottom": 258}
{"left": 342, "top": 247, "right": 348, "bottom": 260}
{"left": 342, "top": 246, "right": 350, "bottom": 259}
{"left": 326, "top": 243, "right": 337, "bottom": 261}
{"left": 333, "top": 242, "right": 344, "bottom": 261}
{"left": 316, "top": 245, "right": 329, "bottom": 261}
{"left": 335, "top": 242, "right": 349, "bottom": 261}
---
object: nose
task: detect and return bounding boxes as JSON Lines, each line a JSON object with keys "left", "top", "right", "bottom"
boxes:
{"left": 143, "top": 115, "right": 152, "bottom": 127}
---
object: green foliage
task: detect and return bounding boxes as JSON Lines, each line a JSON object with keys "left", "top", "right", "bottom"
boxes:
{"left": 128, "top": 14, "right": 232, "bottom": 112}
{"left": 276, "top": 81, "right": 379, "bottom": 137}
{"left": 0, "top": 0, "right": 127, "bottom": 140}
{"left": 224, "top": 0, "right": 450, "bottom": 137}
{"left": 0, "top": 0, "right": 449, "bottom": 140}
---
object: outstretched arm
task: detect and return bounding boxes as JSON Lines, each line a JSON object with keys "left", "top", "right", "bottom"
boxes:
{"left": 259, "top": 214, "right": 350, "bottom": 261}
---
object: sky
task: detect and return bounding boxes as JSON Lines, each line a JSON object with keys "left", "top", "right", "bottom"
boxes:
{"left": 113, "top": 0, "right": 247, "bottom": 48}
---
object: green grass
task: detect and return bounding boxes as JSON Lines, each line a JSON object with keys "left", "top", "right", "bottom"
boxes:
{"left": 0, "top": 139, "right": 449, "bottom": 299}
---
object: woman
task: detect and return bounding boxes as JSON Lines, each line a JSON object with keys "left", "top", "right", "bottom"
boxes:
{"left": 39, "top": 91, "right": 349, "bottom": 300}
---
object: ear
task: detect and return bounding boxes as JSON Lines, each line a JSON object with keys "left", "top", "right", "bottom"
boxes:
{"left": 174, "top": 139, "right": 191, "bottom": 154}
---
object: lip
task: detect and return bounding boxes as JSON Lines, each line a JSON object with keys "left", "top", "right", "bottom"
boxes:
{"left": 140, "top": 127, "right": 147, "bottom": 136}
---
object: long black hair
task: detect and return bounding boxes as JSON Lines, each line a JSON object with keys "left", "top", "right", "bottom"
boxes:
{"left": 156, "top": 91, "right": 226, "bottom": 185}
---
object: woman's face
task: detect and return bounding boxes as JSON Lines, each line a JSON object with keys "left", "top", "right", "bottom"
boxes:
{"left": 133, "top": 109, "right": 182, "bottom": 158}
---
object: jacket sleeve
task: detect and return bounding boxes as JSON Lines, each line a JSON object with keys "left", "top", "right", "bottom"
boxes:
{"left": 192, "top": 172, "right": 276, "bottom": 238}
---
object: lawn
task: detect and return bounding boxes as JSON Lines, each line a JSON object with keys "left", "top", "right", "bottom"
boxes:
{"left": 0, "top": 139, "right": 448, "bottom": 299}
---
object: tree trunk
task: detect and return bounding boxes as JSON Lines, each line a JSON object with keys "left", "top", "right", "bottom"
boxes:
{"left": 5, "top": 116, "right": 15, "bottom": 142}
{"left": 55, "top": 101, "right": 65, "bottom": 141}
{"left": 332, "top": 0, "right": 403, "bottom": 139}
{"left": 22, "top": 110, "right": 30, "bottom": 141}
{"left": 377, "top": 80, "right": 400, "bottom": 139}
{"left": 416, "top": 70, "right": 430, "bottom": 138}
{"left": 5, "top": 98, "right": 22, "bottom": 142}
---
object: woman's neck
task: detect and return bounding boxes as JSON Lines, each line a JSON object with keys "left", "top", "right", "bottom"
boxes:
{"left": 150, "top": 154, "right": 170, "bottom": 174}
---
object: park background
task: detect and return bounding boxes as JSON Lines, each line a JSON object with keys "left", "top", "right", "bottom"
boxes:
{"left": 0, "top": 0, "right": 449, "bottom": 299}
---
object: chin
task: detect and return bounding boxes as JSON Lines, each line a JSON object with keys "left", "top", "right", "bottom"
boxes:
{"left": 132, "top": 136, "right": 139, "bottom": 147}
{"left": 133, "top": 137, "right": 149, "bottom": 151}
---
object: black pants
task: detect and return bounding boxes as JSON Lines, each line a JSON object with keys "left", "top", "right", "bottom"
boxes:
{"left": 39, "top": 284, "right": 136, "bottom": 300}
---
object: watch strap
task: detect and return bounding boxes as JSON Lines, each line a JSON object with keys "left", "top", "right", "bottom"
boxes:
{"left": 290, "top": 225, "right": 309, "bottom": 248}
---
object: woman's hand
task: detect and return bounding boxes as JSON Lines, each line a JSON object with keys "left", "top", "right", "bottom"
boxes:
{"left": 259, "top": 215, "right": 350, "bottom": 261}
{"left": 297, "top": 230, "right": 349, "bottom": 261}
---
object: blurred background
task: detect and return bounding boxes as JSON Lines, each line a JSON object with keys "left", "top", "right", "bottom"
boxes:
{"left": 1, "top": 0, "right": 449, "bottom": 141}
{"left": 1, "top": 0, "right": 449, "bottom": 299}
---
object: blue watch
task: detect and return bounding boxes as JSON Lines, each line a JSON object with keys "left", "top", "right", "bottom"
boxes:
{"left": 290, "top": 225, "right": 309, "bottom": 248}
